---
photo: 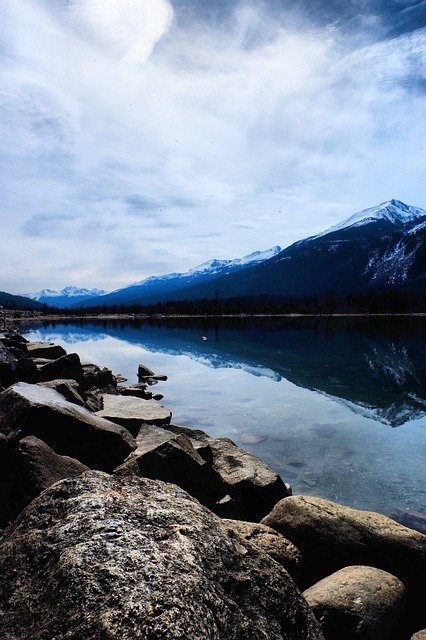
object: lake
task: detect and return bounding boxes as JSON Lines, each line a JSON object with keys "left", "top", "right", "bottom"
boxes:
{"left": 21, "top": 316, "right": 426, "bottom": 521}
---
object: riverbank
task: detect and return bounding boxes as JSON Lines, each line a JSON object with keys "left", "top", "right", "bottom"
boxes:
{"left": 0, "top": 329, "right": 424, "bottom": 639}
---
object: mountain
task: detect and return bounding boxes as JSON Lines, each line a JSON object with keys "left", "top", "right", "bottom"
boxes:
{"left": 75, "top": 246, "right": 282, "bottom": 308}
{"left": 128, "top": 199, "right": 424, "bottom": 303}
{"left": 0, "top": 291, "right": 43, "bottom": 311}
{"left": 25, "top": 286, "right": 107, "bottom": 308}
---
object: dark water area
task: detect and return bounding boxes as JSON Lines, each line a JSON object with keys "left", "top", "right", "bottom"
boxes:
{"left": 21, "top": 316, "right": 426, "bottom": 522}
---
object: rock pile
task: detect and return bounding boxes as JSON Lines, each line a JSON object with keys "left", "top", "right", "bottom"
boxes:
{"left": 0, "top": 330, "right": 424, "bottom": 640}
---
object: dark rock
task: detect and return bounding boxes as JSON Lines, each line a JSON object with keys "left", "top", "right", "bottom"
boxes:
{"left": 8, "top": 435, "right": 88, "bottom": 518}
{"left": 119, "top": 386, "right": 153, "bottom": 399}
{"left": 223, "top": 519, "right": 302, "bottom": 581}
{"left": 37, "top": 352, "right": 83, "bottom": 383}
{"left": 0, "top": 471, "right": 324, "bottom": 640}
{"left": 0, "top": 344, "right": 38, "bottom": 387}
{"left": 137, "top": 363, "right": 155, "bottom": 377}
{"left": 303, "top": 566, "right": 407, "bottom": 640}
{"left": 38, "top": 378, "right": 85, "bottom": 406}
{"left": 25, "top": 342, "right": 66, "bottom": 359}
{"left": 84, "top": 389, "right": 104, "bottom": 412}
{"left": 80, "top": 363, "right": 116, "bottom": 391}
{"left": 114, "top": 424, "right": 229, "bottom": 511}
{"left": 0, "top": 382, "right": 136, "bottom": 471}
{"left": 95, "top": 394, "right": 172, "bottom": 435}
{"left": 161, "top": 423, "right": 214, "bottom": 464}
{"left": 152, "top": 393, "right": 164, "bottom": 401}
{"left": 209, "top": 437, "right": 291, "bottom": 521}
{"left": 213, "top": 494, "right": 245, "bottom": 519}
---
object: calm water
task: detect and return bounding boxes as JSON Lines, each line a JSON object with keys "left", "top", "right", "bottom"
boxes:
{"left": 21, "top": 317, "right": 426, "bottom": 518}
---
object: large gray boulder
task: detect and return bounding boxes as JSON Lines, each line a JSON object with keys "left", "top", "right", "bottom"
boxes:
{"left": 209, "top": 437, "right": 291, "bottom": 521}
{"left": 114, "top": 424, "right": 231, "bottom": 513}
{"left": 223, "top": 519, "right": 302, "bottom": 581}
{"left": 8, "top": 435, "right": 88, "bottom": 518}
{"left": 303, "top": 566, "right": 407, "bottom": 640}
{"left": 96, "top": 394, "right": 172, "bottom": 435}
{"left": 0, "top": 382, "right": 136, "bottom": 471}
{"left": 0, "top": 472, "right": 324, "bottom": 640}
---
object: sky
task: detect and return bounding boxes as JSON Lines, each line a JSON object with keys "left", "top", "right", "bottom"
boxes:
{"left": 0, "top": 0, "right": 425, "bottom": 293}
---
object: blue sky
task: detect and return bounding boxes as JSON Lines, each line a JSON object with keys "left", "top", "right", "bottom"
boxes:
{"left": 1, "top": 0, "right": 425, "bottom": 293}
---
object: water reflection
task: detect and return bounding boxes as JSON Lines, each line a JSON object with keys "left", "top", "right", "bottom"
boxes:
{"left": 24, "top": 316, "right": 426, "bottom": 427}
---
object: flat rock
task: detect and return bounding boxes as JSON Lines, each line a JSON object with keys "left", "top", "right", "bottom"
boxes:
{"left": 0, "top": 471, "right": 324, "bottom": 640}
{"left": 8, "top": 435, "right": 88, "bottom": 519}
{"left": 304, "top": 566, "right": 407, "bottom": 640}
{"left": 119, "top": 387, "right": 153, "bottom": 399}
{"left": 96, "top": 394, "right": 172, "bottom": 435}
{"left": 209, "top": 437, "right": 291, "bottom": 521}
{"left": 223, "top": 519, "right": 302, "bottom": 581}
{"left": 114, "top": 424, "right": 229, "bottom": 511}
{"left": 0, "top": 382, "right": 136, "bottom": 471}
{"left": 25, "top": 342, "right": 66, "bottom": 359}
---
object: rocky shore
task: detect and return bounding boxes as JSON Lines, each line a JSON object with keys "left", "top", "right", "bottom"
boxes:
{"left": 0, "top": 329, "right": 425, "bottom": 640}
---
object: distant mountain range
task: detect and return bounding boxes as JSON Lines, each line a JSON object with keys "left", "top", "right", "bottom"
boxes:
{"left": 0, "top": 291, "right": 43, "bottom": 311}
{"left": 24, "top": 286, "right": 107, "bottom": 308}
{"left": 19, "top": 199, "right": 426, "bottom": 308}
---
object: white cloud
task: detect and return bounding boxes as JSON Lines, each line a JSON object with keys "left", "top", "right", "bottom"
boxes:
{"left": 0, "top": 0, "right": 424, "bottom": 292}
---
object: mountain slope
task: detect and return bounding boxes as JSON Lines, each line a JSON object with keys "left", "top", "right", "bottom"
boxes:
{"left": 25, "top": 286, "right": 107, "bottom": 308}
{"left": 75, "top": 246, "right": 282, "bottom": 307}
{"left": 140, "top": 199, "right": 426, "bottom": 302}
{"left": 0, "top": 291, "right": 43, "bottom": 311}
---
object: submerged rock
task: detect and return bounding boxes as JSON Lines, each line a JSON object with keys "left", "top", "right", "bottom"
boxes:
{"left": 0, "top": 471, "right": 324, "bottom": 640}
{"left": 303, "top": 566, "right": 407, "bottom": 640}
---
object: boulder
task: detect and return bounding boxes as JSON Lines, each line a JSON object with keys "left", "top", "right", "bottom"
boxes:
{"left": 223, "top": 519, "right": 302, "bottom": 581}
{"left": 137, "top": 363, "right": 155, "bottom": 377}
{"left": 209, "top": 437, "right": 291, "bottom": 521}
{"left": 95, "top": 394, "right": 172, "bottom": 435}
{"left": 303, "top": 566, "right": 407, "bottom": 640}
{"left": 38, "top": 378, "right": 85, "bottom": 406}
{"left": 0, "top": 471, "right": 324, "bottom": 640}
{"left": 411, "top": 631, "right": 426, "bottom": 639}
{"left": 162, "top": 423, "right": 214, "bottom": 464}
{"left": 37, "top": 352, "right": 83, "bottom": 383}
{"left": 0, "top": 382, "right": 136, "bottom": 471}
{"left": 80, "top": 363, "right": 116, "bottom": 391}
{"left": 8, "top": 435, "right": 89, "bottom": 519}
{"left": 261, "top": 496, "right": 426, "bottom": 594}
{"left": 114, "top": 424, "right": 230, "bottom": 512}
{"left": 0, "top": 344, "right": 38, "bottom": 387}
{"left": 25, "top": 342, "right": 66, "bottom": 359}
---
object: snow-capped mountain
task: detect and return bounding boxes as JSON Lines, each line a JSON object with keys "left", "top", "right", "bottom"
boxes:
{"left": 25, "top": 286, "right": 107, "bottom": 308}
{"left": 133, "top": 198, "right": 425, "bottom": 301}
{"left": 76, "top": 246, "right": 282, "bottom": 307}
{"left": 312, "top": 199, "right": 426, "bottom": 239}
{"left": 119, "top": 246, "right": 281, "bottom": 291}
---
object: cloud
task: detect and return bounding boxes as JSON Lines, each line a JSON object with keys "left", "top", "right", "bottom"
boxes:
{"left": 0, "top": 0, "right": 424, "bottom": 292}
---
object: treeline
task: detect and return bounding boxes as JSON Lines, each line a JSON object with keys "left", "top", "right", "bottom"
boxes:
{"left": 47, "top": 288, "right": 425, "bottom": 316}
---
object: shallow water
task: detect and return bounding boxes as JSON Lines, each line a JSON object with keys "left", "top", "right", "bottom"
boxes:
{"left": 21, "top": 316, "right": 426, "bottom": 519}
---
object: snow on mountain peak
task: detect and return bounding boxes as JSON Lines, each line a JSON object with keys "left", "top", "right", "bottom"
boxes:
{"left": 315, "top": 200, "right": 426, "bottom": 239}
{"left": 26, "top": 287, "right": 107, "bottom": 301}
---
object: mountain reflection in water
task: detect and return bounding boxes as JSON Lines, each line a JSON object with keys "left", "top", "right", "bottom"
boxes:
{"left": 25, "top": 316, "right": 426, "bottom": 428}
